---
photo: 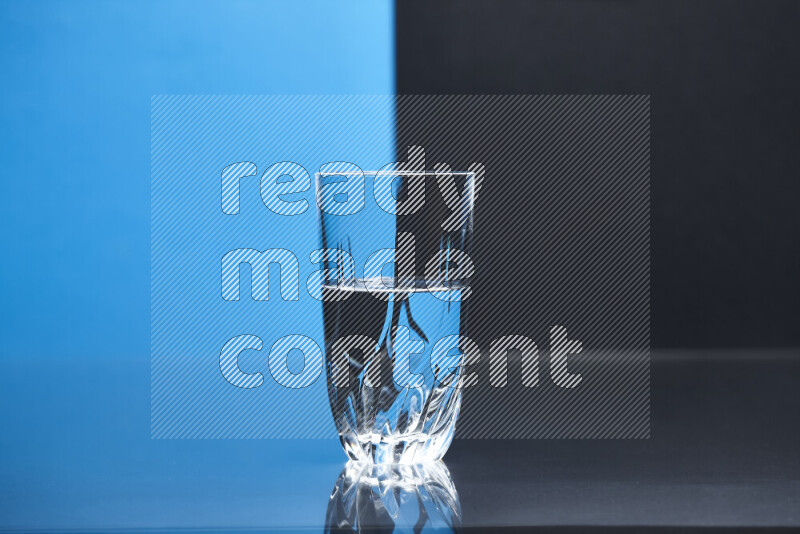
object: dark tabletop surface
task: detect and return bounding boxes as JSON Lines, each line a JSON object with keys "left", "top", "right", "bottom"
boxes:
{"left": 447, "top": 350, "right": 800, "bottom": 530}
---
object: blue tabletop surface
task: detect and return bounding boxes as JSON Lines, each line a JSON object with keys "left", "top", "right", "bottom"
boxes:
{"left": 0, "top": 355, "right": 346, "bottom": 531}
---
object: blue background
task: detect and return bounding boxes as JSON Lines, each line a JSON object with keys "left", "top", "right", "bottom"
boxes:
{"left": 0, "top": 1, "right": 394, "bottom": 530}
{"left": 150, "top": 95, "right": 395, "bottom": 439}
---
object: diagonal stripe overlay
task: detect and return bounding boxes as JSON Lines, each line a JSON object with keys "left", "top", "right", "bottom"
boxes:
{"left": 151, "top": 95, "right": 650, "bottom": 439}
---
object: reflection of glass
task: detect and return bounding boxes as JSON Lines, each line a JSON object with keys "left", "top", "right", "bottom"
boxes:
{"left": 325, "top": 461, "right": 462, "bottom": 533}
{"left": 318, "top": 169, "right": 476, "bottom": 463}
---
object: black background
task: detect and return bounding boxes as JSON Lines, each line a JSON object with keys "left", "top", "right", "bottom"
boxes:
{"left": 396, "top": 0, "right": 800, "bottom": 349}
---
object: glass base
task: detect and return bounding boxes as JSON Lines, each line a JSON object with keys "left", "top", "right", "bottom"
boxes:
{"left": 325, "top": 461, "right": 461, "bottom": 533}
{"left": 337, "top": 405, "right": 460, "bottom": 464}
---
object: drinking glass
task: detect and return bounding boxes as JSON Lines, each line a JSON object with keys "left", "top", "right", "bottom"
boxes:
{"left": 317, "top": 167, "right": 476, "bottom": 463}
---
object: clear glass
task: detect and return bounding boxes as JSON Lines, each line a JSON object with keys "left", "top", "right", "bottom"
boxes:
{"left": 317, "top": 169, "right": 476, "bottom": 463}
{"left": 325, "top": 461, "right": 461, "bottom": 532}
